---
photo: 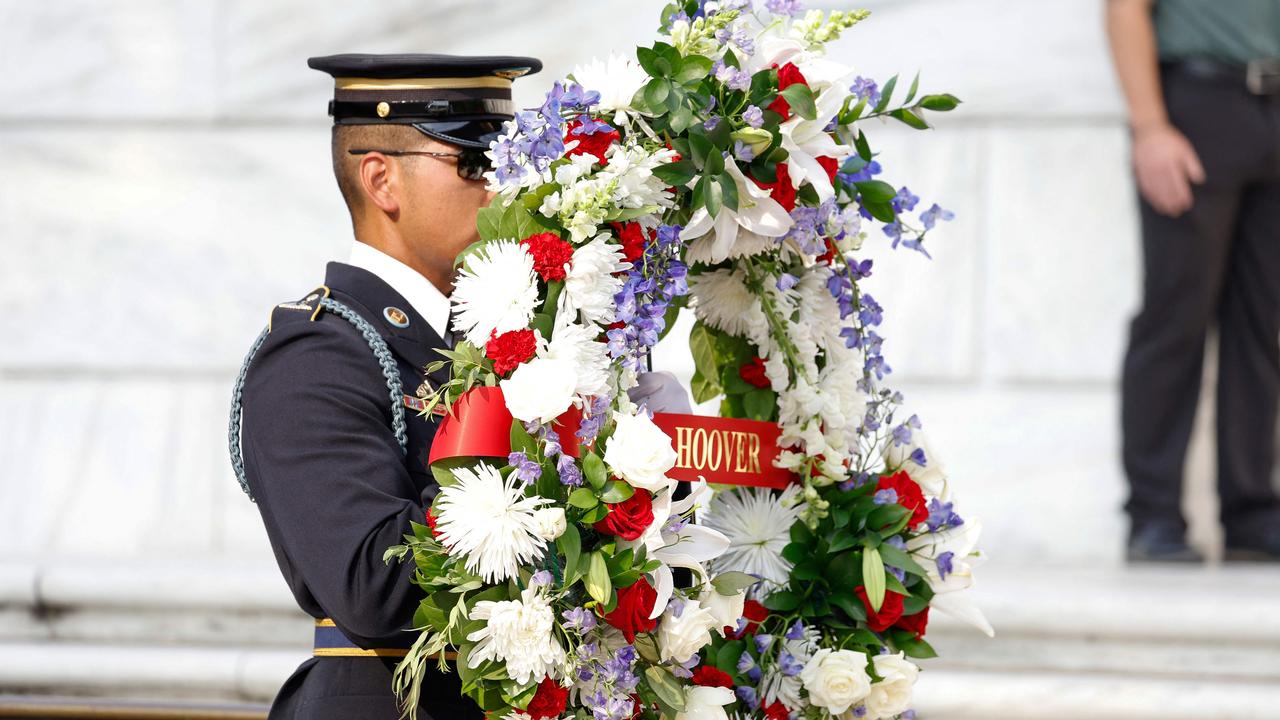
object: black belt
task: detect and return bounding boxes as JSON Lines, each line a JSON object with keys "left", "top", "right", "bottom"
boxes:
{"left": 1163, "top": 56, "right": 1280, "bottom": 96}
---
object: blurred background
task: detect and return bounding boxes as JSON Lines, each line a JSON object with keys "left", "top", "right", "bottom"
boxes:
{"left": 1, "top": 0, "right": 1277, "bottom": 718}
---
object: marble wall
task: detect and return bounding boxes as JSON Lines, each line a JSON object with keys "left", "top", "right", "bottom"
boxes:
{"left": 2, "top": 0, "right": 1197, "bottom": 575}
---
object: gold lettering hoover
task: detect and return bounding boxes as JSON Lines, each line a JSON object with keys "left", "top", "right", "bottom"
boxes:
{"left": 673, "top": 424, "right": 764, "bottom": 476}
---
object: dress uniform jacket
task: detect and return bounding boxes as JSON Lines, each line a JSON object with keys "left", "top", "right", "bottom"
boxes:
{"left": 239, "top": 261, "right": 482, "bottom": 720}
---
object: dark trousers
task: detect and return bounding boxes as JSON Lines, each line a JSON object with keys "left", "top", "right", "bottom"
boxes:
{"left": 1121, "top": 66, "right": 1280, "bottom": 544}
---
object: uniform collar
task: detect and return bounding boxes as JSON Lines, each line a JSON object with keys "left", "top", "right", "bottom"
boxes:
{"left": 346, "top": 241, "right": 452, "bottom": 342}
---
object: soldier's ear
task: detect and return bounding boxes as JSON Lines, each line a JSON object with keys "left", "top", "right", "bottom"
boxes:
{"left": 358, "top": 153, "right": 401, "bottom": 217}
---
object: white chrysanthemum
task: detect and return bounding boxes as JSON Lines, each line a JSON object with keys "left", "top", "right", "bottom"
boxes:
{"left": 434, "top": 464, "right": 551, "bottom": 583}
{"left": 451, "top": 240, "right": 539, "bottom": 346}
{"left": 560, "top": 235, "right": 628, "bottom": 327}
{"left": 544, "top": 320, "right": 612, "bottom": 400}
{"left": 689, "top": 269, "right": 768, "bottom": 344}
{"left": 466, "top": 586, "right": 566, "bottom": 685}
{"left": 571, "top": 54, "right": 649, "bottom": 121}
{"left": 702, "top": 486, "right": 803, "bottom": 593}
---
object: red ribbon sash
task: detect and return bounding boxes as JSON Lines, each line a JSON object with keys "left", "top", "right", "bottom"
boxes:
{"left": 428, "top": 387, "right": 794, "bottom": 489}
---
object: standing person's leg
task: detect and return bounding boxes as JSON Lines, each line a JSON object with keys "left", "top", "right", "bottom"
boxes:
{"left": 1121, "top": 71, "right": 1247, "bottom": 560}
{"left": 1217, "top": 170, "right": 1280, "bottom": 559}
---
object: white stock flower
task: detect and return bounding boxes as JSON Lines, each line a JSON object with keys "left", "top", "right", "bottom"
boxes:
{"left": 532, "top": 507, "right": 566, "bottom": 542}
{"left": 602, "top": 410, "right": 679, "bottom": 492}
{"left": 466, "top": 586, "right": 566, "bottom": 685}
{"left": 451, "top": 240, "right": 539, "bottom": 346}
{"left": 798, "top": 648, "right": 872, "bottom": 715}
{"left": 572, "top": 54, "right": 649, "bottom": 123}
{"left": 657, "top": 598, "right": 721, "bottom": 664}
{"left": 697, "top": 582, "right": 746, "bottom": 637}
{"left": 501, "top": 356, "right": 578, "bottom": 424}
{"left": 676, "top": 686, "right": 735, "bottom": 720}
{"left": 560, "top": 235, "right": 628, "bottom": 327}
{"left": 702, "top": 486, "right": 803, "bottom": 593}
{"left": 679, "top": 159, "right": 792, "bottom": 263}
{"left": 544, "top": 320, "right": 612, "bottom": 400}
{"left": 435, "top": 464, "right": 551, "bottom": 583}
{"left": 885, "top": 431, "right": 950, "bottom": 500}
{"left": 688, "top": 269, "right": 768, "bottom": 344}
{"left": 865, "top": 653, "right": 919, "bottom": 720}
{"left": 602, "top": 142, "right": 679, "bottom": 213}
{"left": 906, "top": 519, "right": 994, "bottom": 637}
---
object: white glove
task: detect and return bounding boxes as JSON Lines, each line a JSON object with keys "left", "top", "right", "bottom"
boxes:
{"left": 628, "top": 371, "right": 693, "bottom": 415}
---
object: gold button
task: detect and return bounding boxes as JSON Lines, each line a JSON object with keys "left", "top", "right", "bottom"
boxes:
{"left": 376, "top": 101, "right": 391, "bottom": 118}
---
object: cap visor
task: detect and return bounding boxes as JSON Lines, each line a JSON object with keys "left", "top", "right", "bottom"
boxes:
{"left": 411, "top": 120, "right": 504, "bottom": 150}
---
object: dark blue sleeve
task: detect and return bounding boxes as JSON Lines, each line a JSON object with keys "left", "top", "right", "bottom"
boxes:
{"left": 241, "top": 317, "right": 426, "bottom": 645}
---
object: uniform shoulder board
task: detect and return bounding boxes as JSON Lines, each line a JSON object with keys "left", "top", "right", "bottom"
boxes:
{"left": 268, "top": 285, "right": 331, "bottom": 332}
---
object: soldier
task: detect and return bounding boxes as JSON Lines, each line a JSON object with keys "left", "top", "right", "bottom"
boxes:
{"left": 229, "top": 54, "right": 690, "bottom": 719}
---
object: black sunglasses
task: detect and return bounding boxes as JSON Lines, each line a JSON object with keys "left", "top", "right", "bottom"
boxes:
{"left": 347, "top": 147, "right": 490, "bottom": 180}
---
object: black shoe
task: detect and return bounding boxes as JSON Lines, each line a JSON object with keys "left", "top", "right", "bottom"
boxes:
{"left": 1126, "top": 522, "right": 1204, "bottom": 564}
{"left": 1224, "top": 529, "right": 1280, "bottom": 563}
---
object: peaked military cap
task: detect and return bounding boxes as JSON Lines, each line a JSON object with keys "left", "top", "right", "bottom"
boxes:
{"left": 308, "top": 53, "right": 543, "bottom": 149}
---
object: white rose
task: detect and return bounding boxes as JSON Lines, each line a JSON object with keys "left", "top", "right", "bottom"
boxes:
{"left": 602, "top": 410, "right": 678, "bottom": 492}
{"left": 798, "top": 648, "right": 871, "bottom": 715}
{"left": 532, "top": 507, "right": 566, "bottom": 542}
{"left": 657, "top": 599, "right": 720, "bottom": 664}
{"left": 865, "top": 653, "right": 919, "bottom": 719}
{"left": 698, "top": 583, "right": 746, "bottom": 637}
{"left": 501, "top": 357, "right": 577, "bottom": 424}
{"left": 885, "top": 431, "right": 948, "bottom": 499}
{"left": 676, "top": 685, "right": 734, "bottom": 720}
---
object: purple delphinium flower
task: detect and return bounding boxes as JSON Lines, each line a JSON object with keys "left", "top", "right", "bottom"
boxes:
{"left": 742, "top": 104, "right": 765, "bottom": 128}
{"left": 927, "top": 498, "right": 964, "bottom": 532}
{"left": 937, "top": 550, "right": 956, "bottom": 580}
{"left": 852, "top": 705, "right": 868, "bottom": 718}
{"left": 891, "top": 186, "right": 921, "bottom": 213}
{"left": 733, "top": 139, "right": 756, "bottom": 162}
{"left": 786, "top": 619, "right": 806, "bottom": 640}
{"left": 557, "top": 454, "right": 583, "bottom": 487}
{"left": 607, "top": 224, "right": 687, "bottom": 371}
{"left": 563, "top": 606, "right": 597, "bottom": 632}
{"left": 909, "top": 447, "right": 928, "bottom": 467}
{"left": 754, "top": 634, "right": 774, "bottom": 653}
{"left": 920, "top": 202, "right": 955, "bottom": 230}
{"left": 850, "top": 76, "right": 882, "bottom": 106}
{"left": 776, "top": 273, "right": 799, "bottom": 291}
{"left": 873, "top": 488, "right": 899, "bottom": 506}
{"left": 735, "top": 685, "right": 759, "bottom": 706}
{"left": 765, "top": 0, "right": 804, "bottom": 16}
{"left": 530, "top": 570, "right": 553, "bottom": 586}
{"left": 508, "top": 451, "right": 542, "bottom": 485}
{"left": 779, "top": 650, "right": 804, "bottom": 676}
{"left": 703, "top": 115, "right": 721, "bottom": 131}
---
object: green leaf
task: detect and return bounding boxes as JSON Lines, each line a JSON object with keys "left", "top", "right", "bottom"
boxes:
{"left": 509, "top": 421, "right": 537, "bottom": 457}
{"left": 855, "top": 180, "right": 898, "bottom": 223}
{"left": 634, "top": 632, "right": 662, "bottom": 664}
{"left": 873, "top": 74, "right": 898, "bottom": 114}
{"left": 711, "top": 571, "right": 758, "bottom": 595}
{"left": 827, "top": 549, "right": 861, "bottom": 590}
{"left": 903, "top": 71, "right": 921, "bottom": 105}
{"left": 743, "top": 388, "right": 775, "bottom": 421}
{"left": 585, "top": 552, "right": 612, "bottom": 605}
{"left": 779, "top": 83, "right": 817, "bottom": 120}
{"left": 889, "top": 107, "right": 930, "bottom": 131}
{"left": 854, "top": 130, "right": 873, "bottom": 162}
{"left": 475, "top": 205, "right": 504, "bottom": 243}
{"left": 863, "top": 546, "right": 886, "bottom": 612}
{"left": 878, "top": 541, "right": 928, "bottom": 577}
{"left": 600, "top": 480, "right": 635, "bottom": 504}
{"left": 675, "top": 54, "right": 714, "bottom": 84}
{"left": 919, "top": 93, "right": 961, "bottom": 112}
{"left": 717, "top": 169, "right": 739, "bottom": 212}
{"left": 582, "top": 451, "right": 607, "bottom": 490}
{"left": 568, "top": 487, "right": 600, "bottom": 509}
{"left": 891, "top": 630, "right": 939, "bottom": 659}
{"left": 557, "top": 523, "right": 582, "bottom": 586}
{"left": 689, "top": 323, "right": 723, "bottom": 402}
{"left": 703, "top": 146, "right": 725, "bottom": 177}
{"left": 689, "top": 132, "right": 714, "bottom": 168}
{"left": 644, "top": 78, "right": 670, "bottom": 108}
{"left": 715, "top": 639, "right": 745, "bottom": 674}
{"left": 430, "top": 457, "right": 473, "bottom": 488}
{"left": 762, "top": 589, "right": 801, "bottom": 612}
{"left": 636, "top": 46, "right": 662, "bottom": 76}
{"left": 644, "top": 665, "right": 686, "bottom": 713}
{"left": 652, "top": 159, "right": 697, "bottom": 187}
{"left": 828, "top": 532, "right": 862, "bottom": 554}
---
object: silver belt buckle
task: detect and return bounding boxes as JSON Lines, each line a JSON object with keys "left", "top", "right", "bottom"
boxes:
{"left": 1245, "top": 58, "right": 1280, "bottom": 95}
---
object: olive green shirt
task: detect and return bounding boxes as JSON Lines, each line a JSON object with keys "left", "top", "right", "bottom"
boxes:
{"left": 1155, "top": 0, "right": 1280, "bottom": 64}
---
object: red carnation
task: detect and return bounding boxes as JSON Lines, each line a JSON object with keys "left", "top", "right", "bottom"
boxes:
{"left": 749, "top": 162, "right": 797, "bottom": 212}
{"left": 739, "top": 357, "right": 771, "bottom": 389}
{"left": 896, "top": 607, "right": 930, "bottom": 640}
{"left": 762, "top": 700, "right": 790, "bottom": 720}
{"left": 610, "top": 221, "right": 648, "bottom": 263}
{"left": 816, "top": 155, "right": 840, "bottom": 184}
{"left": 855, "top": 586, "right": 905, "bottom": 632}
{"left": 691, "top": 665, "right": 733, "bottom": 689}
{"left": 876, "top": 470, "right": 929, "bottom": 528}
{"left": 524, "top": 676, "right": 569, "bottom": 720}
{"left": 425, "top": 508, "right": 441, "bottom": 539}
{"left": 766, "top": 62, "right": 810, "bottom": 121}
{"left": 593, "top": 488, "right": 654, "bottom": 541}
{"left": 565, "top": 117, "right": 620, "bottom": 165}
{"left": 485, "top": 328, "right": 537, "bottom": 376}
{"left": 521, "top": 232, "right": 574, "bottom": 282}
{"left": 604, "top": 577, "right": 659, "bottom": 642}
{"left": 728, "top": 599, "right": 769, "bottom": 638}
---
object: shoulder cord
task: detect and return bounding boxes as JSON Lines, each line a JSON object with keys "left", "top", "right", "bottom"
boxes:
{"left": 228, "top": 297, "right": 407, "bottom": 501}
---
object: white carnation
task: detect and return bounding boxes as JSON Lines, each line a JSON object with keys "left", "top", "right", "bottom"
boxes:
{"left": 467, "top": 586, "right": 566, "bottom": 685}
{"left": 451, "top": 240, "right": 539, "bottom": 346}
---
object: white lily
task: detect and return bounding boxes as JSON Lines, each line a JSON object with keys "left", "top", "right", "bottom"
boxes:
{"left": 779, "top": 75, "right": 854, "bottom": 202}
{"left": 679, "top": 160, "right": 793, "bottom": 264}
{"left": 906, "top": 519, "right": 994, "bottom": 637}
{"left": 623, "top": 480, "right": 731, "bottom": 619}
